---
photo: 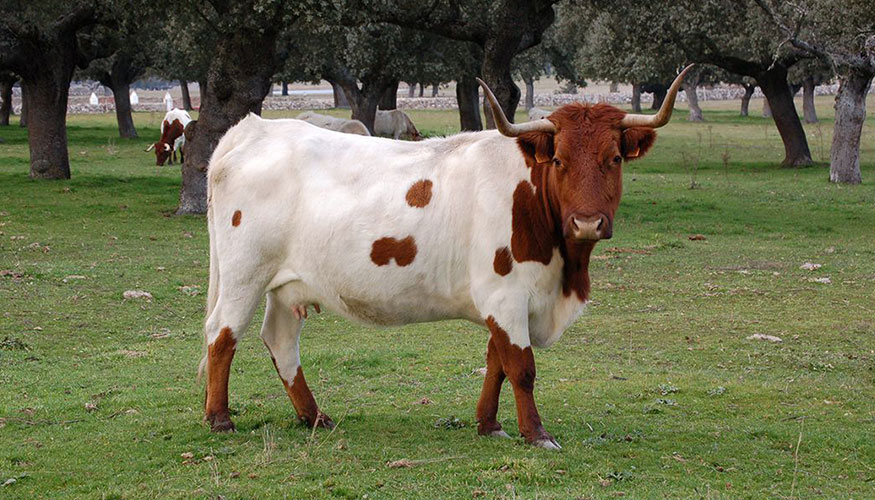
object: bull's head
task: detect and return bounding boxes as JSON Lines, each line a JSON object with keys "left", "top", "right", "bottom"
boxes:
{"left": 145, "top": 142, "right": 173, "bottom": 166}
{"left": 478, "top": 65, "right": 692, "bottom": 243}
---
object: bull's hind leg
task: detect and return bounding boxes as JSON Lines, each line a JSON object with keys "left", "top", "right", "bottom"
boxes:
{"left": 204, "top": 288, "right": 263, "bottom": 432}
{"left": 260, "top": 290, "right": 334, "bottom": 429}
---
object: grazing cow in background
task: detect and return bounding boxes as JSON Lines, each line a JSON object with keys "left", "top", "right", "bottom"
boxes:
{"left": 201, "top": 67, "right": 692, "bottom": 448}
{"left": 528, "top": 107, "right": 551, "bottom": 121}
{"left": 146, "top": 108, "right": 192, "bottom": 166}
{"left": 374, "top": 109, "right": 421, "bottom": 140}
{"left": 296, "top": 111, "right": 370, "bottom": 136}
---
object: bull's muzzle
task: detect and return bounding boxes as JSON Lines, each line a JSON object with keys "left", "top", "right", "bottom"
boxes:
{"left": 568, "top": 214, "right": 612, "bottom": 241}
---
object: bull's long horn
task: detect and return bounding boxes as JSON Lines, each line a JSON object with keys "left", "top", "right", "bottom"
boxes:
{"left": 477, "top": 78, "right": 556, "bottom": 137}
{"left": 145, "top": 144, "right": 155, "bottom": 152}
{"left": 620, "top": 64, "right": 694, "bottom": 128}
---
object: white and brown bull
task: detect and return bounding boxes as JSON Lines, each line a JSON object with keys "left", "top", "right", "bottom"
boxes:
{"left": 146, "top": 108, "right": 192, "bottom": 166}
{"left": 201, "top": 66, "right": 693, "bottom": 448}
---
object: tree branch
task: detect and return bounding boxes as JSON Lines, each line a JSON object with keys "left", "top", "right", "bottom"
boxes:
{"left": 55, "top": 4, "right": 98, "bottom": 36}
{"left": 752, "top": 0, "right": 846, "bottom": 70}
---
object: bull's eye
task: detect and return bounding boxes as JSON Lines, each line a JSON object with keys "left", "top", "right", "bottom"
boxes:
{"left": 552, "top": 157, "right": 562, "bottom": 168}
{"left": 613, "top": 155, "right": 622, "bottom": 164}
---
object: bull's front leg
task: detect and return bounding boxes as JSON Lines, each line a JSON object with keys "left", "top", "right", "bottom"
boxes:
{"left": 481, "top": 314, "right": 560, "bottom": 449}
{"left": 475, "top": 335, "right": 510, "bottom": 438}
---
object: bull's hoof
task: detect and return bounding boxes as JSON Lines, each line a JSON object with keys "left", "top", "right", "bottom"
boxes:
{"left": 478, "top": 422, "right": 510, "bottom": 438}
{"left": 302, "top": 411, "right": 335, "bottom": 430}
{"left": 532, "top": 437, "right": 561, "bottom": 450}
{"left": 525, "top": 429, "right": 561, "bottom": 450}
{"left": 207, "top": 414, "right": 236, "bottom": 433}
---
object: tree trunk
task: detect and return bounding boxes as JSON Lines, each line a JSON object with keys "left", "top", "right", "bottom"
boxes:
{"left": 431, "top": 83, "right": 439, "bottom": 97}
{"left": 379, "top": 81, "right": 399, "bottom": 110}
{"left": 281, "top": 81, "right": 289, "bottom": 96}
{"left": 197, "top": 80, "right": 207, "bottom": 110}
{"left": 0, "top": 77, "right": 12, "bottom": 126}
{"left": 757, "top": 66, "right": 812, "bottom": 167}
{"left": 348, "top": 91, "right": 380, "bottom": 134}
{"left": 109, "top": 81, "right": 137, "bottom": 138}
{"left": 456, "top": 75, "right": 482, "bottom": 131}
{"left": 762, "top": 97, "right": 772, "bottom": 117}
{"left": 740, "top": 84, "right": 755, "bottom": 116}
{"left": 829, "top": 69, "right": 873, "bottom": 184}
{"left": 802, "top": 77, "right": 818, "bottom": 124}
{"left": 180, "top": 80, "right": 193, "bottom": 111}
{"left": 178, "top": 26, "right": 279, "bottom": 214}
{"left": 684, "top": 81, "right": 703, "bottom": 122}
{"left": 19, "top": 87, "right": 27, "bottom": 127}
{"left": 650, "top": 86, "right": 667, "bottom": 110}
{"left": 609, "top": 81, "right": 619, "bottom": 93}
{"left": 418, "top": 83, "right": 424, "bottom": 97}
{"left": 480, "top": 40, "right": 521, "bottom": 129}
{"left": 96, "top": 55, "right": 143, "bottom": 140}
{"left": 330, "top": 80, "right": 349, "bottom": 108}
{"left": 407, "top": 82, "right": 416, "bottom": 98}
{"left": 21, "top": 76, "right": 71, "bottom": 179}
{"left": 631, "top": 84, "right": 642, "bottom": 113}
{"left": 342, "top": 79, "right": 394, "bottom": 134}
{"left": 524, "top": 76, "right": 535, "bottom": 111}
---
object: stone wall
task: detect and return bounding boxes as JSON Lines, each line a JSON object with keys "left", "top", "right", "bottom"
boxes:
{"left": 3, "top": 82, "right": 866, "bottom": 115}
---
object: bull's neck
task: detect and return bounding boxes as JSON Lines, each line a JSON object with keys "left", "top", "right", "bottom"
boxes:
{"left": 530, "top": 161, "right": 594, "bottom": 303}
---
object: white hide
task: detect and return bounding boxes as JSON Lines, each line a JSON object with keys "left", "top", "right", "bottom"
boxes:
{"left": 296, "top": 111, "right": 370, "bottom": 136}
{"left": 374, "top": 109, "right": 419, "bottom": 140}
{"left": 205, "top": 115, "right": 588, "bottom": 360}
{"left": 161, "top": 108, "right": 192, "bottom": 152}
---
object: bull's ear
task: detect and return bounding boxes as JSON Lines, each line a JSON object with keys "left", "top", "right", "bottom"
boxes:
{"left": 621, "top": 127, "right": 656, "bottom": 161}
{"left": 517, "top": 131, "right": 555, "bottom": 165}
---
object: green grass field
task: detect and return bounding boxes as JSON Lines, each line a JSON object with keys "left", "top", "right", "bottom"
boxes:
{"left": 1, "top": 97, "right": 874, "bottom": 499}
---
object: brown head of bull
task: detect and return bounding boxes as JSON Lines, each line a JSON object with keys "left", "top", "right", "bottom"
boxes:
{"left": 145, "top": 141, "right": 173, "bottom": 166}
{"left": 478, "top": 65, "right": 692, "bottom": 244}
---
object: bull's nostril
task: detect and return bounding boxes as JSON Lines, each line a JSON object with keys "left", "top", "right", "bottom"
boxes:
{"left": 596, "top": 218, "right": 603, "bottom": 231}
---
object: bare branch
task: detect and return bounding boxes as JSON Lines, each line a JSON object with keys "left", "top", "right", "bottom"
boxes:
{"left": 753, "top": 0, "right": 836, "bottom": 69}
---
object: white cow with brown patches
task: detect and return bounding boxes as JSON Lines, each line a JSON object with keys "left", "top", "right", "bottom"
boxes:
{"left": 145, "top": 108, "right": 192, "bottom": 166}
{"left": 202, "top": 67, "right": 693, "bottom": 448}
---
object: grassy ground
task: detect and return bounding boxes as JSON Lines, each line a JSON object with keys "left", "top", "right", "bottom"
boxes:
{"left": 1, "top": 98, "right": 874, "bottom": 499}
